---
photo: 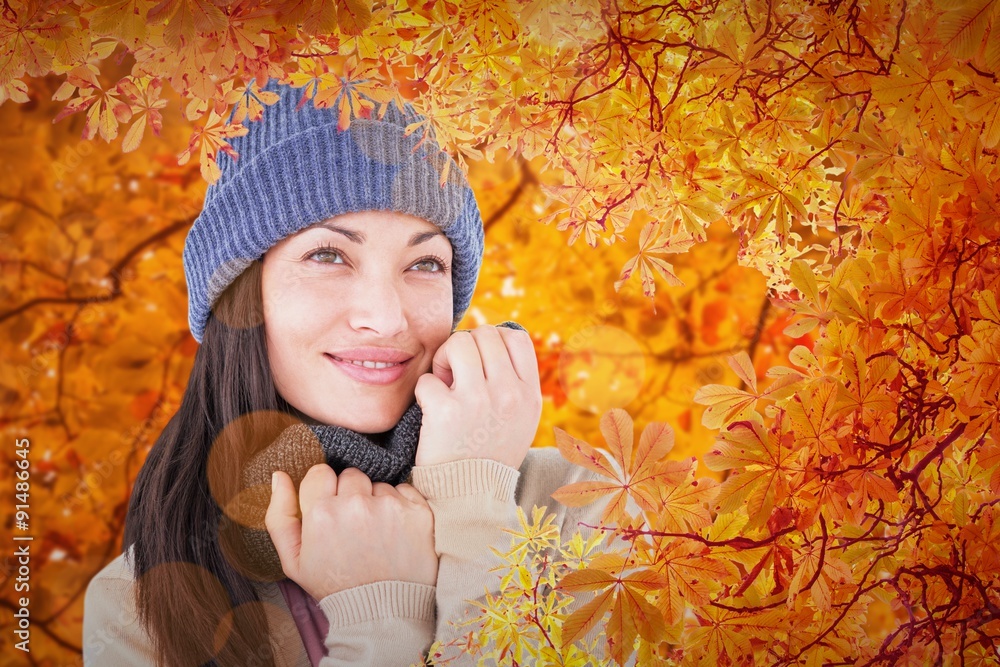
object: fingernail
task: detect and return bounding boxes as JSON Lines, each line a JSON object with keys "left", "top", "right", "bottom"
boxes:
{"left": 271, "top": 471, "right": 277, "bottom": 491}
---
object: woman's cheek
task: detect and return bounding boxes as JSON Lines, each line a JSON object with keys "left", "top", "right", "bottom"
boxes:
{"left": 281, "top": 275, "right": 344, "bottom": 323}
{"left": 405, "top": 280, "right": 452, "bottom": 330}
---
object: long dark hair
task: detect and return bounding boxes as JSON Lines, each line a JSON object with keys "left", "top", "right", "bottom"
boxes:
{"left": 122, "top": 258, "right": 308, "bottom": 667}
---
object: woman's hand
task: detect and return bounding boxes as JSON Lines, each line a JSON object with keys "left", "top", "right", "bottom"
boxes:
{"left": 413, "top": 323, "right": 542, "bottom": 470}
{"left": 265, "top": 465, "right": 438, "bottom": 601}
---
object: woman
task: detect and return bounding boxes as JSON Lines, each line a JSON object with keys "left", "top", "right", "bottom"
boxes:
{"left": 82, "top": 77, "right": 622, "bottom": 667}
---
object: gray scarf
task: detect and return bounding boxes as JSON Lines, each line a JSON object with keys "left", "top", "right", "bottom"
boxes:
{"left": 224, "top": 321, "right": 525, "bottom": 582}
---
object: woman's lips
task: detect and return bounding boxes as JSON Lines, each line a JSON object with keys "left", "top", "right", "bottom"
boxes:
{"left": 324, "top": 353, "right": 410, "bottom": 385}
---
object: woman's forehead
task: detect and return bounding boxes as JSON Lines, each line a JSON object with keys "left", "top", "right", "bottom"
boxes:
{"left": 305, "top": 210, "right": 444, "bottom": 237}
{"left": 315, "top": 224, "right": 448, "bottom": 251}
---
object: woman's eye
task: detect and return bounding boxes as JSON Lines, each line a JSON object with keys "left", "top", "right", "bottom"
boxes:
{"left": 308, "top": 247, "right": 343, "bottom": 263}
{"left": 305, "top": 247, "right": 447, "bottom": 272}
{"left": 413, "top": 258, "right": 445, "bottom": 272}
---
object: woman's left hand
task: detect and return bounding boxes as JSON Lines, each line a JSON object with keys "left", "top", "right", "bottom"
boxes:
{"left": 413, "top": 324, "right": 542, "bottom": 469}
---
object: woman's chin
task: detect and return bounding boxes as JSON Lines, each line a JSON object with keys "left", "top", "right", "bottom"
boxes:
{"left": 307, "top": 404, "right": 406, "bottom": 433}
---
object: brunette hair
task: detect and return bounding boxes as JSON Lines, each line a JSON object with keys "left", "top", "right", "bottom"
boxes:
{"left": 122, "top": 258, "right": 308, "bottom": 667}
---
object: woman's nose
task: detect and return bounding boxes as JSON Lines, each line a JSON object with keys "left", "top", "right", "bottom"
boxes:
{"left": 345, "top": 276, "right": 407, "bottom": 336}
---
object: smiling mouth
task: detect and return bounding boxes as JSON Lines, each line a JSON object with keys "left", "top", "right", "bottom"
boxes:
{"left": 323, "top": 353, "right": 412, "bottom": 386}
{"left": 326, "top": 354, "right": 408, "bottom": 369}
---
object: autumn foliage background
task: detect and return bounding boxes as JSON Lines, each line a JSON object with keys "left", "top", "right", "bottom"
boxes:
{"left": 1, "top": 0, "right": 999, "bottom": 664}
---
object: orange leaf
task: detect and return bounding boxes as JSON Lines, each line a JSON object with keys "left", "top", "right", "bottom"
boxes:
{"left": 552, "top": 426, "right": 620, "bottom": 481}
{"left": 560, "top": 587, "right": 615, "bottom": 647}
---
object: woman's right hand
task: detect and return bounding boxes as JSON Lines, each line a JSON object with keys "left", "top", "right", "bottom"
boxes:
{"left": 265, "top": 464, "right": 438, "bottom": 601}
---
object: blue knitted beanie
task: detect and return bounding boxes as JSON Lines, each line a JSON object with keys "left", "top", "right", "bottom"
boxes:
{"left": 182, "top": 77, "right": 485, "bottom": 344}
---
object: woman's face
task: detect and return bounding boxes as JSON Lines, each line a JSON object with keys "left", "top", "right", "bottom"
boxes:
{"left": 261, "top": 210, "right": 454, "bottom": 433}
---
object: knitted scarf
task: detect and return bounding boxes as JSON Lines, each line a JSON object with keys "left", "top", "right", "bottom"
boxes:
{"left": 224, "top": 398, "right": 423, "bottom": 582}
{"left": 225, "top": 321, "right": 526, "bottom": 583}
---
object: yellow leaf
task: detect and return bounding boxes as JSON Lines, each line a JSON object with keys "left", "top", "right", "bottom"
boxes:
{"left": 790, "top": 259, "right": 820, "bottom": 305}
{"left": 121, "top": 115, "right": 146, "bottom": 153}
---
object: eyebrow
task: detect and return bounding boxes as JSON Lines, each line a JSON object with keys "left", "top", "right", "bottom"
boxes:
{"left": 310, "top": 221, "right": 445, "bottom": 247}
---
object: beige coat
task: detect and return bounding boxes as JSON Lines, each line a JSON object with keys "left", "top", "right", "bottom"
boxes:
{"left": 83, "top": 447, "right": 639, "bottom": 666}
